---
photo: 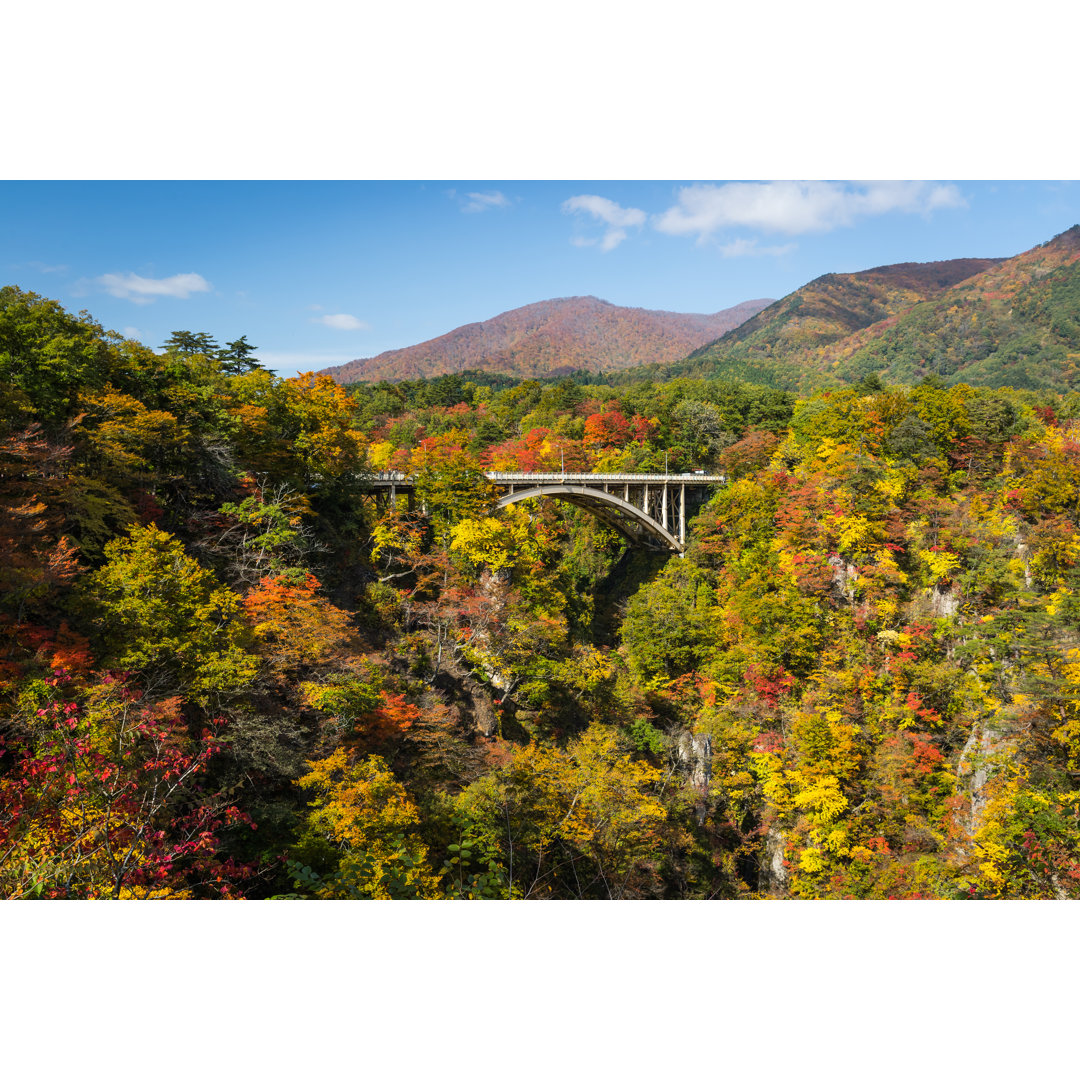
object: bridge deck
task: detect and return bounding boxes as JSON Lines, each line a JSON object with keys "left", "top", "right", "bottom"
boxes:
{"left": 369, "top": 471, "right": 726, "bottom": 485}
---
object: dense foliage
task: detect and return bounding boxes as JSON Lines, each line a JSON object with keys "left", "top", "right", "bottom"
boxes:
{"left": 3, "top": 281, "right": 1079, "bottom": 898}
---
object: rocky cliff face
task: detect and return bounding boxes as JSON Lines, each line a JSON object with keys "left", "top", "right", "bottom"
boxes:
{"left": 675, "top": 731, "right": 712, "bottom": 792}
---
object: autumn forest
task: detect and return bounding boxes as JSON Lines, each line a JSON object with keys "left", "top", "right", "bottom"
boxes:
{"left": 3, "top": 225, "right": 1080, "bottom": 900}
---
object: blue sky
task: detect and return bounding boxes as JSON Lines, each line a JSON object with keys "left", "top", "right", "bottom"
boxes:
{"left": 3, "top": 180, "right": 1078, "bottom": 378}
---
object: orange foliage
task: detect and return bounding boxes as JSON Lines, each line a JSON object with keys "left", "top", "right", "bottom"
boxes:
{"left": 242, "top": 572, "right": 358, "bottom": 675}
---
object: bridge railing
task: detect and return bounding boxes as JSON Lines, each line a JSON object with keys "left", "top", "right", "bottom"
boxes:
{"left": 369, "top": 471, "right": 727, "bottom": 484}
{"left": 485, "top": 472, "right": 727, "bottom": 483}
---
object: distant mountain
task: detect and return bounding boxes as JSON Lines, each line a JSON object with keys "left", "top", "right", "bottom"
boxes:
{"left": 659, "top": 257, "right": 1006, "bottom": 389}
{"left": 318, "top": 296, "right": 773, "bottom": 384}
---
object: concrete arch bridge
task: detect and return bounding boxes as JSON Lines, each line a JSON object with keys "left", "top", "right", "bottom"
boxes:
{"left": 369, "top": 472, "right": 726, "bottom": 554}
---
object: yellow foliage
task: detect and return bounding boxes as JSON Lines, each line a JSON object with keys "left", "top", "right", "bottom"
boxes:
{"left": 823, "top": 826, "right": 850, "bottom": 855}
{"left": 791, "top": 708, "right": 862, "bottom": 779}
{"left": 1052, "top": 716, "right": 1080, "bottom": 771}
{"left": 757, "top": 762, "right": 797, "bottom": 815}
{"left": 77, "top": 386, "right": 190, "bottom": 477}
{"left": 558, "top": 646, "right": 616, "bottom": 698}
{"left": 368, "top": 440, "right": 395, "bottom": 469}
{"left": 590, "top": 446, "right": 635, "bottom": 472}
{"left": 297, "top": 749, "right": 440, "bottom": 899}
{"left": 792, "top": 774, "right": 848, "bottom": 826}
{"left": 919, "top": 548, "right": 962, "bottom": 583}
{"left": 872, "top": 547, "right": 907, "bottom": 584}
{"left": 449, "top": 515, "right": 523, "bottom": 573}
{"left": 457, "top": 724, "right": 666, "bottom": 882}
{"left": 876, "top": 598, "right": 898, "bottom": 621}
{"left": 231, "top": 370, "right": 367, "bottom": 483}
{"left": 873, "top": 467, "right": 909, "bottom": 502}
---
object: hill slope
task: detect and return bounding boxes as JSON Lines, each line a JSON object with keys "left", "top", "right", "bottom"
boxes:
{"left": 319, "top": 296, "right": 773, "bottom": 383}
{"left": 824, "top": 225, "right": 1080, "bottom": 390}
{"left": 660, "top": 257, "right": 1005, "bottom": 389}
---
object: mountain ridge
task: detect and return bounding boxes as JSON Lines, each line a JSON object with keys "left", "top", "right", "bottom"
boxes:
{"left": 667, "top": 256, "right": 1008, "bottom": 388}
{"left": 318, "top": 295, "right": 774, "bottom": 384}
{"left": 654, "top": 229, "right": 1080, "bottom": 392}
{"left": 824, "top": 225, "right": 1080, "bottom": 390}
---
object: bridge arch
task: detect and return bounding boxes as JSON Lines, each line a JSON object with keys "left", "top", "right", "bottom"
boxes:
{"left": 497, "top": 484, "right": 684, "bottom": 554}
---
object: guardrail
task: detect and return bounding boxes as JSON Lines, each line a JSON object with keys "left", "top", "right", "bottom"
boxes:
{"left": 370, "top": 471, "right": 727, "bottom": 483}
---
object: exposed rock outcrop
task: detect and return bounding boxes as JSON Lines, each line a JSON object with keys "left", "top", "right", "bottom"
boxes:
{"left": 927, "top": 581, "right": 960, "bottom": 619}
{"left": 674, "top": 731, "right": 712, "bottom": 792}
{"left": 759, "top": 826, "right": 789, "bottom": 896}
{"left": 828, "top": 555, "right": 859, "bottom": 604}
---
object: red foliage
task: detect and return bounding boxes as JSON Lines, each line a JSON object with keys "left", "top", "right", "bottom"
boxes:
{"left": 134, "top": 489, "right": 164, "bottom": 523}
{"left": 1036, "top": 406, "right": 1062, "bottom": 429}
{"left": 244, "top": 571, "right": 321, "bottom": 614}
{"left": 583, "top": 410, "right": 632, "bottom": 449}
{"left": 743, "top": 663, "right": 795, "bottom": 707}
{"left": 786, "top": 551, "right": 835, "bottom": 593}
{"left": 485, "top": 428, "right": 589, "bottom": 472}
{"left": 414, "top": 433, "right": 464, "bottom": 463}
{"left": 0, "top": 674, "right": 253, "bottom": 898}
{"left": 904, "top": 691, "right": 943, "bottom": 729}
{"left": 484, "top": 428, "right": 550, "bottom": 471}
{"left": 752, "top": 731, "right": 784, "bottom": 754}
{"left": 906, "top": 731, "right": 944, "bottom": 773}
{"left": 718, "top": 430, "right": 781, "bottom": 479}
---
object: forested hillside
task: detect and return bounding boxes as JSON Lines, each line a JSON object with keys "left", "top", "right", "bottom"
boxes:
{"left": 3, "top": 283, "right": 1080, "bottom": 899}
{"left": 642, "top": 228, "right": 1080, "bottom": 395}
{"left": 827, "top": 225, "right": 1080, "bottom": 389}
{"left": 319, "top": 296, "right": 773, "bottom": 383}
{"left": 657, "top": 257, "right": 1003, "bottom": 388}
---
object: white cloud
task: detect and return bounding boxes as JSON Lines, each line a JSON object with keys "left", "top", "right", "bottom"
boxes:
{"left": 96, "top": 271, "right": 212, "bottom": 304}
{"left": 462, "top": 190, "right": 510, "bottom": 213}
{"left": 312, "top": 313, "right": 369, "bottom": 331}
{"left": 653, "top": 181, "right": 968, "bottom": 241}
{"left": 717, "top": 238, "right": 797, "bottom": 258}
{"left": 562, "top": 194, "right": 646, "bottom": 251}
{"left": 30, "top": 261, "right": 69, "bottom": 274}
{"left": 122, "top": 326, "right": 141, "bottom": 339}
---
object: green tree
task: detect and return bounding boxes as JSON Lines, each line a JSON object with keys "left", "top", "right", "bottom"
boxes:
{"left": 163, "top": 330, "right": 218, "bottom": 356}
{"left": 621, "top": 559, "right": 720, "bottom": 682}
{"left": 0, "top": 286, "right": 117, "bottom": 426}
{"left": 83, "top": 524, "right": 257, "bottom": 703}
{"left": 456, "top": 723, "right": 667, "bottom": 898}
{"left": 218, "top": 335, "right": 261, "bottom": 376}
